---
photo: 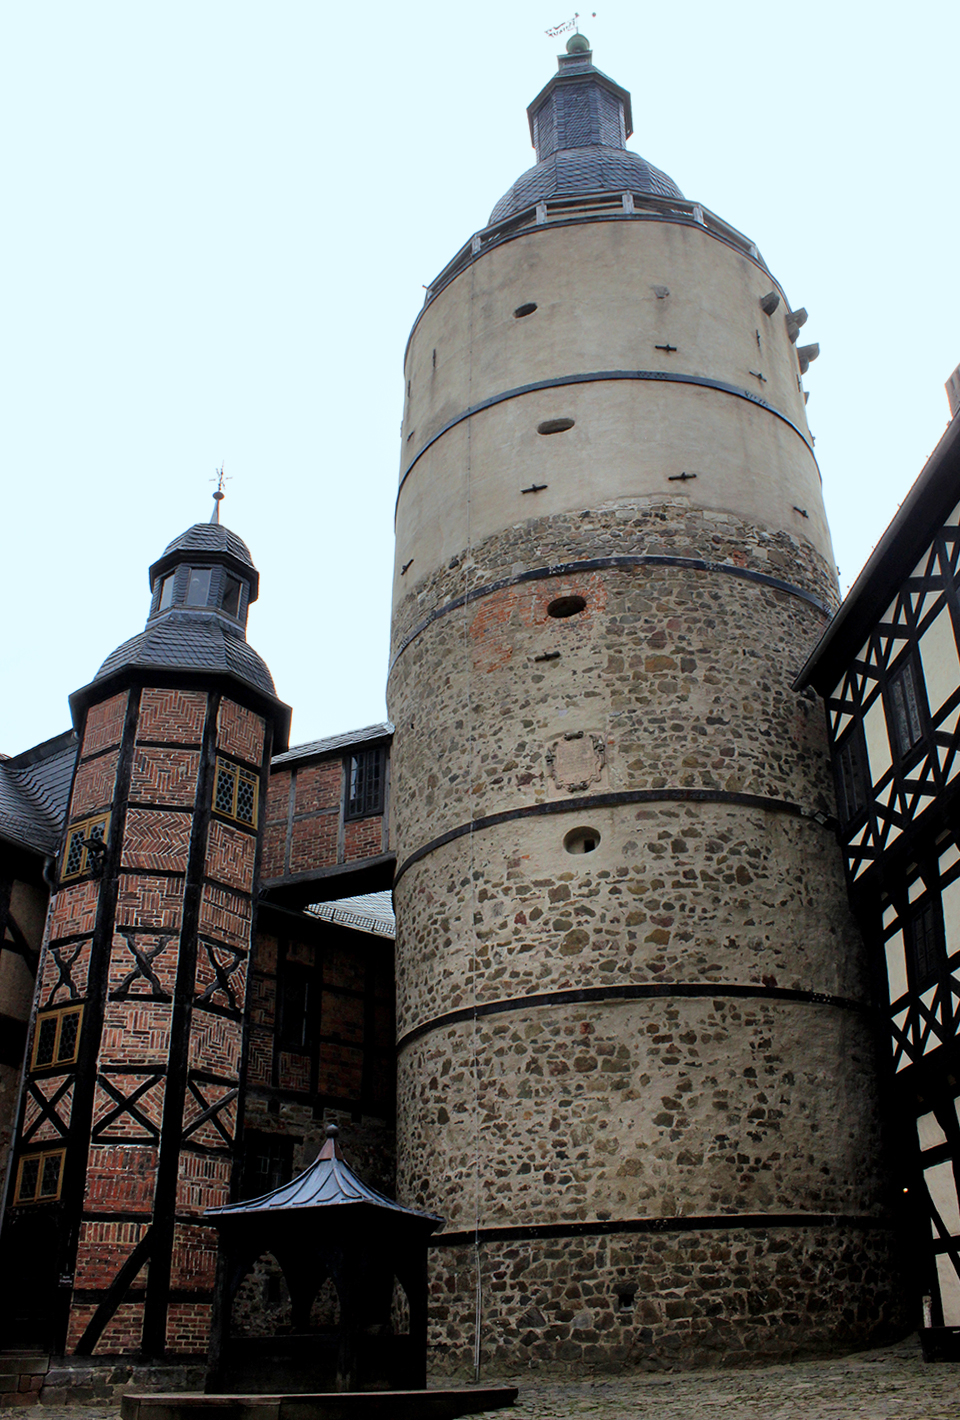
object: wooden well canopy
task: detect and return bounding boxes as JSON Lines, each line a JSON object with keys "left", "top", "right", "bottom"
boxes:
{"left": 204, "top": 1125, "right": 443, "bottom": 1394}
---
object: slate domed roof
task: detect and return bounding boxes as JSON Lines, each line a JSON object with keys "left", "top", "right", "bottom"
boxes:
{"left": 490, "top": 146, "right": 682, "bottom": 225}
{"left": 94, "top": 611, "right": 276, "bottom": 696}
{"left": 159, "top": 521, "right": 255, "bottom": 570}
{"left": 488, "top": 38, "right": 682, "bottom": 226}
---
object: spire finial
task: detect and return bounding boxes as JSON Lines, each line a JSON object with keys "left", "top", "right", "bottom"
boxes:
{"left": 210, "top": 464, "right": 229, "bottom": 524}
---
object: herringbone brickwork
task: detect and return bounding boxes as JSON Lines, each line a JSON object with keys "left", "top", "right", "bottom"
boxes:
{"left": 204, "top": 818, "right": 256, "bottom": 892}
{"left": 129, "top": 746, "right": 201, "bottom": 805}
{"left": 82, "top": 692, "right": 129, "bottom": 757}
{"left": 70, "top": 749, "right": 119, "bottom": 818}
{"left": 198, "top": 883, "right": 250, "bottom": 949}
{"left": 121, "top": 809, "right": 192, "bottom": 873}
{"left": 187, "top": 1013, "right": 242, "bottom": 1078}
{"left": 136, "top": 687, "right": 207, "bottom": 745}
{"left": 216, "top": 699, "right": 265, "bottom": 765}
{"left": 82, "top": 1143, "right": 158, "bottom": 1211}
{"left": 278, "top": 1050, "right": 311, "bottom": 1093}
{"left": 116, "top": 874, "right": 185, "bottom": 932}
{"left": 100, "top": 1000, "right": 173, "bottom": 1064}
{"left": 169, "top": 1222, "right": 218, "bottom": 1289}
{"left": 47, "top": 881, "right": 100, "bottom": 940}
{"left": 176, "top": 1152, "right": 231, "bottom": 1213}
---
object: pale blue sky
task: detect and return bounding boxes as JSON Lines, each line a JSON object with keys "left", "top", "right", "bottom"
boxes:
{"left": 3, "top": 1, "right": 958, "bottom": 753}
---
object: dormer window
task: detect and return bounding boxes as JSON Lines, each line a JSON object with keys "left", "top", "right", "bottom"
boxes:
{"left": 158, "top": 574, "right": 176, "bottom": 611}
{"left": 186, "top": 567, "right": 213, "bottom": 607}
{"left": 223, "top": 574, "right": 242, "bottom": 618}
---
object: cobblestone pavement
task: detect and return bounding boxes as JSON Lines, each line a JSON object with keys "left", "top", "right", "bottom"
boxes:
{"left": 29, "top": 1337, "right": 960, "bottom": 1419}
{"left": 476, "top": 1337, "right": 960, "bottom": 1419}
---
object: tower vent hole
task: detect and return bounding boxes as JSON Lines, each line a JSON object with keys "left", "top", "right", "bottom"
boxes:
{"left": 514, "top": 302, "right": 538, "bottom": 318}
{"left": 564, "top": 826, "right": 600, "bottom": 855}
{"left": 538, "top": 418, "right": 574, "bottom": 435}
{"left": 548, "top": 596, "right": 586, "bottom": 619}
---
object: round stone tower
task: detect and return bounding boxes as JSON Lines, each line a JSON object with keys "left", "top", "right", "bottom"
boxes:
{"left": 388, "top": 41, "right": 900, "bottom": 1372}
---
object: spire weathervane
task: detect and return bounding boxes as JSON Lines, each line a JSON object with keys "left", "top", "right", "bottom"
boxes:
{"left": 210, "top": 464, "right": 230, "bottom": 524}
{"left": 545, "top": 11, "right": 595, "bottom": 38}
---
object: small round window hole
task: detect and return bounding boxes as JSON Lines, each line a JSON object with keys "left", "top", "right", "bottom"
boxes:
{"left": 548, "top": 595, "right": 586, "bottom": 619}
{"left": 538, "top": 418, "right": 575, "bottom": 435}
{"left": 514, "top": 302, "right": 538, "bottom": 318}
{"left": 564, "top": 826, "right": 601, "bottom": 855}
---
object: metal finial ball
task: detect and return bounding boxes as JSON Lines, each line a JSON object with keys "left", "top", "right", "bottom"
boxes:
{"left": 566, "top": 32, "right": 590, "bottom": 53}
{"left": 326, "top": 1123, "right": 340, "bottom": 1139}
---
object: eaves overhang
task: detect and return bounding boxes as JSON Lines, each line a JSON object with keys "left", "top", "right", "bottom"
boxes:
{"left": 794, "top": 413, "right": 960, "bottom": 696}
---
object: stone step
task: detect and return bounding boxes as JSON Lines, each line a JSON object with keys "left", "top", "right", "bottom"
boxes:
{"left": 121, "top": 1387, "right": 519, "bottom": 1420}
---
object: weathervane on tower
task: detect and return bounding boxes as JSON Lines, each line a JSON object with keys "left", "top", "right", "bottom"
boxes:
{"left": 545, "top": 11, "right": 596, "bottom": 39}
{"left": 209, "top": 463, "right": 230, "bottom": 523}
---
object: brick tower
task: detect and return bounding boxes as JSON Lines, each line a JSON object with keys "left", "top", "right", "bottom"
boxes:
{"left": 0, "top": 508, "right": 289, "bottom": 1361}
{"left": 388, "top": 39, "right": 901, "bottom": 1371}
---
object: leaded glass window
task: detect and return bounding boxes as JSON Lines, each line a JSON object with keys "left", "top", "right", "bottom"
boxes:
{"left": 31, "top": 1005, "right": 83, "bottom": 1071}
{"left": 214, "top": 758, "right": 259, "bottom": 828}
{"left": 345, "top": 748, "right": 385, "bottom": 820}
{"left": 61, "top": 814, "right": 109, "bottom": 882}
{"left": 14, "top": 1149, "right": 66, "bottom": 1205}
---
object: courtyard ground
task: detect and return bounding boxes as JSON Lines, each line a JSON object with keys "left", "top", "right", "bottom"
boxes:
{"left": 28, "top": 1335, "right": 960, "bottom": 1419}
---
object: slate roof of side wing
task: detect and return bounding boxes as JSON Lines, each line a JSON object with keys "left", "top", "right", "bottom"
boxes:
{"left": 0, "top": 730, "right": 78, "bottom": 857}
{"left": 272, "top": 722, "right": 394, "bottom": 767}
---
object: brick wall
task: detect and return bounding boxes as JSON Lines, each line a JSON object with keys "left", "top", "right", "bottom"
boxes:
{"left": 262, "top": 752, "right": 389, "bottom": 883}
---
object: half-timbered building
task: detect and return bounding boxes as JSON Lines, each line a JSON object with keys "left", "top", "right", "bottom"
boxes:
{"left": 797, "top": 387, "right": 960, "bottom": 1338}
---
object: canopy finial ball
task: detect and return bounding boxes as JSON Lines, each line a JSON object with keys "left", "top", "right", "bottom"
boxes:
{"left": 326, "top": 1123, "right": 340, "bottom": 1139}
{"left": 566, "top": 32, "right": 590, "bottom": 53}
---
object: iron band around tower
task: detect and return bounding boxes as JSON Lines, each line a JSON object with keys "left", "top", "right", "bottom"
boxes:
{"left": 388, "top": 554, "right": 831, "bottom": 672}
{"left": 396, "top": 369, "right": 818, "bottom": 506}
{"left": 433, "top": 1212, "right": 889, "bottom": 1248}
{"left": 396, "top": 979, "right": 870, "bottom": 1053}
{"left": 392, "top": 787, "right": 839, "bottom": 888}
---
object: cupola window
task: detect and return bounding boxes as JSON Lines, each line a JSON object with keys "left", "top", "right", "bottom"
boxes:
{"left": 158, "top": 574, "right": 176, "bottom": 611}
{"left": 222, "top": 574, "right": 243, "bottom": 618}
{"left": 186, "top": 567, "right": 213, "bottom": 607}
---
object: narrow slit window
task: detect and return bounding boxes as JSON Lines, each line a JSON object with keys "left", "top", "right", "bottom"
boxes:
{"left": 14, "top": 1149, "right": 66, "bottom": 1205}
{"left": 888, "top": 657, "right": 925, "bottom": 758}
{"left": 214, "top": 758, "right": 259, "bottom": 827}
{"left": 31, "top": 1005, "right": 83, "bottom": 1071}
{"left": 61, "top": 814, "right": 109, "bottom": 882}
{"left": 345, "top": 748, "right": 385, "bottom": 820}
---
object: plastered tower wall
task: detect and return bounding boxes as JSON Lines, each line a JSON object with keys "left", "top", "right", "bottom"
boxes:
{"left": 388, "top": 46, "right": 901, "bottom": 1372}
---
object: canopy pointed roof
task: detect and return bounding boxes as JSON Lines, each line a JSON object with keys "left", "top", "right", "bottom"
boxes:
{"left": 206, "top": 1126, "right": 443, "bottom": 1229}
